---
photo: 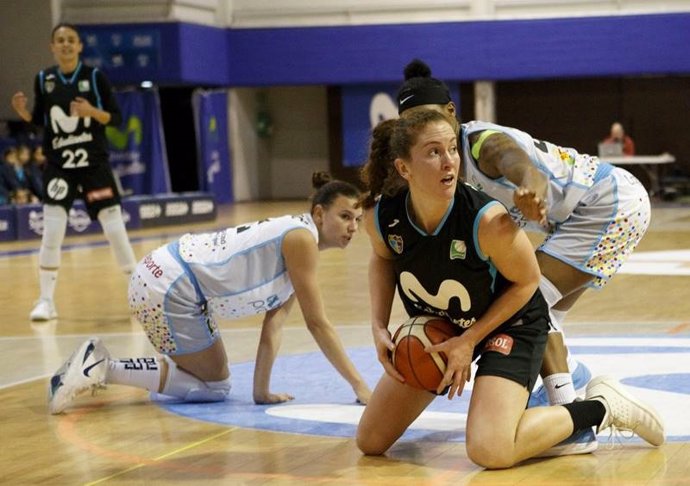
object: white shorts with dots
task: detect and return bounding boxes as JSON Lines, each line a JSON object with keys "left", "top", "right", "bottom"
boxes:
{"left": 128, "top": 244, "right": 219, "bottom": 355}
{"left": 538, "top": 167, "right": 651, "bottom": 289}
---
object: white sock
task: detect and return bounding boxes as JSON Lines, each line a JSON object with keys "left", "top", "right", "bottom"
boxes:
{"left": 106, "top": 357, "right": 162, "bottom": 392}
{"left": 39, "top": 269, "right": 58, "bottom": 301}
{"left": 544, "top": 373, "right": 577, "bottom": 405}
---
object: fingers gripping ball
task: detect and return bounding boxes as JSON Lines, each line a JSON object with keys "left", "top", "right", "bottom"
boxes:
{"left": 392, "top": 315, "right": 458, "bottom": 394}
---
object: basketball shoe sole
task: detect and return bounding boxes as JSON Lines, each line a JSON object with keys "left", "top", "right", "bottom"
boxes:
{"left": 536, "top": 427, "right": 598, "bottom": 457}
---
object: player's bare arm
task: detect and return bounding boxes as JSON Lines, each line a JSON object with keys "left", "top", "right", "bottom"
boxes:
{"left": 475, "top": 131, "right": 549, "bottom": 224}
{"left": 283, "top": 228, "right": 372, "bottom": 403}
{"left": 70, "top": 97, "right": 112, "bottom": 125}
{"left": 364, "top": 207, "right": 404, "bottom": 382}
{"left": 253, "top": 296, "right": 297, "bottom": 404}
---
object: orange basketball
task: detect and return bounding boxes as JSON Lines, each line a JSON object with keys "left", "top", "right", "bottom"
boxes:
{"left": 391, "top": 315, "right": 459, "bottom": 394}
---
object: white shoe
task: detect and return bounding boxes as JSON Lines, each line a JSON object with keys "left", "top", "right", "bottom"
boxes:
{"left": 585, "top": 375, "right": 665, "bottom": 447}
{"left": 49, "top": 338, "right": 110, "bottom": 414}
{"left": 30, "top": 299, "right": 57, "bottom": 321}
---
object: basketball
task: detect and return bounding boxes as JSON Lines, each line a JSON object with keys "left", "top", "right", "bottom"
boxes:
{"left": 391, "top": 315, "right": 459, "bottom": 393}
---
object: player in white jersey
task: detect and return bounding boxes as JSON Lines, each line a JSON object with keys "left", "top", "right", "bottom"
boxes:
{"left": 396, "top": 59, "right": 651, "bottom": 456}
{"left": 48, "top": 172, "right": 372, "bottom": 414}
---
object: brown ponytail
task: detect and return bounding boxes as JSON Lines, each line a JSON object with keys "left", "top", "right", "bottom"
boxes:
{"left": 359, "top": 119, "right": 406, "bottom": 209}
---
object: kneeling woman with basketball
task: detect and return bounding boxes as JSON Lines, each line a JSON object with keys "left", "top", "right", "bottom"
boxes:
{"left": 356, "top": 110, "right": 664, "bottom": 468}
{"left": 48, "top": 172, "right": 371, "bottom": 414}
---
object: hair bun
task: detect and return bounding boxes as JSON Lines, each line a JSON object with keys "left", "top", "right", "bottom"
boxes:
{"left": 311, "top": 171, "right": 332, "bottom": 190}
{"left": 403, "top": 59, "right": 432, "bottom": 80}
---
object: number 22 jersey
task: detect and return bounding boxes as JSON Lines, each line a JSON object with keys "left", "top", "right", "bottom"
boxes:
{"left": 31, "top": 61, "right": 122, "bottom": 170}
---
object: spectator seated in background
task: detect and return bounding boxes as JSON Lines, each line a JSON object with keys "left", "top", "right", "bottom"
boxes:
{"left": 600, "top": 122, "right": 635, "bottom": 156}
{"left": 0, "top": 151, "right": 12, "bottom": 205}
{"left": 2, "top": 145, "right": 41, "bottom": 204}
{"left": 28, "top": 145, "right": 46, "bottom": 200}
{"left": 18, "top": 143, "right": 44, "bottom": 201}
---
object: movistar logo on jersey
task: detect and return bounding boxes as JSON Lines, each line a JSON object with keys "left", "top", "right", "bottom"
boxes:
{"left": 450, "top": 240, "right": 466, "bottom": 260}
{"left": 50, "top": 106, "right": 94, "bottom": 149}
{"left": 400, "top": 271, "right": 476, "bottom": 328}
{"left": 50, "top": 105, "right": 91, "bottom": 133}
{"left": 106, "top": 115, "right": 143, "bottom": 149}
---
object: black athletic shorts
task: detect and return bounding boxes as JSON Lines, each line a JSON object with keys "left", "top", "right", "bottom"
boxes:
{"left": 471, "top": 308, "right": 549, "bottom": 392}
{"left": 43, "top": 163, "right": 121, "bottom": 220}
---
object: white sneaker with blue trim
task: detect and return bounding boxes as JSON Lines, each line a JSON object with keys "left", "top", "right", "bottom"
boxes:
{"left": 49, "top": 337, "right": 110, "bottom": 414}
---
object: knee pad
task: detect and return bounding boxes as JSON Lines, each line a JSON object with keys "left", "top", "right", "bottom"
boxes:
{"left": 161, "top": 356, "right": 231, "bottom": 402}
{"left": 39, "top": 204, "right": 68, "bottom": 268}
{"left": 97, "top": 205, "right": 137, "bottom": 274}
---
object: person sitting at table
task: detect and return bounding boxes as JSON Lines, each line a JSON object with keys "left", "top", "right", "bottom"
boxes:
{"left": 602, "top": 122, "right": 635, "bottom": 156}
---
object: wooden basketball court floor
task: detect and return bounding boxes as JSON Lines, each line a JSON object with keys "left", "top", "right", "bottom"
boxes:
{"left": 1, "top": 200, "right": 689, "bottom": 485}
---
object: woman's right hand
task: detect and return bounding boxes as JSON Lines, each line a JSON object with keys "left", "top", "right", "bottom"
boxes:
{"left": 373, "top": 326, "right": 405, "bottom": 382}
{"left": 11, "top": 92, "right": 30, "bottom": 122}
{"left": 11, "top": 92, "right": 27, "bottom": 111}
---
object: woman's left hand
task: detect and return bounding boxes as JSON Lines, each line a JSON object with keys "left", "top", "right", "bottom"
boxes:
{"left": 425, "top": 335, "right": 475, "bottom": 399}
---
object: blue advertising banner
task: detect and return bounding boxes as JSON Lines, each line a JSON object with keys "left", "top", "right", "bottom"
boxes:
{"left": 11, "top": 195, "right": 213, "bottom": 240}
{"left": 81, "top": 26, "right": 162, "bottom": 76}
{"left": 134, "top": 192, "right": 217, "bottom": 228}
{"left": 0, "top": 205, "right": 17, "bottom": 242}
{"left": 14, "top": 201, "right": 138, "bottom": 240}
{"left": 192, "top": 89, "right": 233, "bottom": 203}
{"left": 107, "top": 89, "right": 171, "bottom": 196}
{"left": 341, "top": 84, "right": 460, "bottom": 168}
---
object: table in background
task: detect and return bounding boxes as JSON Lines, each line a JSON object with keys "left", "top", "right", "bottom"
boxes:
{"left": 600, "top": 153, "right": 676, "bottom": 197}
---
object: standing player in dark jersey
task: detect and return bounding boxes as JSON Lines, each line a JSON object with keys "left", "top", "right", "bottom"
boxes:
{"left": 11, "top": 23, "right": 137, "bottom": 321}
{"left": 355, "top": 110, "right": 663, "bottom": 468}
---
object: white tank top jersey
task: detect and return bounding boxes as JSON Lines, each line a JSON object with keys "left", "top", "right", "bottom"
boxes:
{"left": 176, "top": 213, "right": 318, "bottom": 319}
{"left": 460, "top": 120, "right": 615, "bottom": 232}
